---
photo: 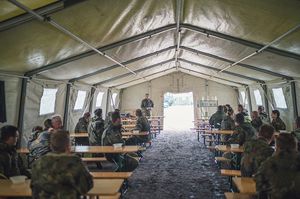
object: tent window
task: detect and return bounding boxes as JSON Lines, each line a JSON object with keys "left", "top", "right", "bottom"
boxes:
{"left": 39, "top": 88, "right": 58, "bottom": 115}
{"left": 74, "top": 90, "right": 87, "bottom": 110}
{"left": 254, "top": 89, "right": 263, "bottom": 106}
{"left": 111, "top": 93, "right": 117, "bottom": 107}
{"left": 272, "top": 88, "right": 287, "bottom": 109}
{"left": 95, "top": 92, "right": 104, "bottom": 108}
{"left": 240, "top": 91, "right": 248, "bottom": 105}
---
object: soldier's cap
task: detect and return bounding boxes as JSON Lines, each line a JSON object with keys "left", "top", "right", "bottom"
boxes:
{"left": 94, "top": 108, "right": 102, "bottom": 116}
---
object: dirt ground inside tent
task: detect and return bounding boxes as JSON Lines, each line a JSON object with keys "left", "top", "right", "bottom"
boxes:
{"left": 123, "top": 130, "right": 229, "bottom": 199}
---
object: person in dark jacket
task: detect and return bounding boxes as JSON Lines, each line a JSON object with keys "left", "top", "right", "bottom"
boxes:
{"left": 251, "top": 111, "right": 263, "bottom": 132}
{"left": 209, "top": 105, "right": 226, "bottom": 129}
{"left": 0, "top": 125, "right": 31, "bottom": 179}
{"left": 271, "top": 110, "right": 286, "bottom": 131}
{"left": 75, "top": 112, "right": 91, "bottom": 133}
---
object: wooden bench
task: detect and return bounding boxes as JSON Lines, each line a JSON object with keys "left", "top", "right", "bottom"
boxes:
{"left": 90, "top": 172, "right": 133, "bottom": 179}
{"left": 224, "top": 192, "right": 255, "bottom": 199}
{"left": 82, "top": 157, "right": 107, "bottom": 162}
{"left": 100, "top": 193, "right": 121, "bottom": 199}
{"left": 221, "top": 169, "right": 241, "bottom": 177}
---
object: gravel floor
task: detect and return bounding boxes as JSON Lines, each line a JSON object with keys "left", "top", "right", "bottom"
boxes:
{"left": 124, "top": 130, "right": 229, "bottom": 199}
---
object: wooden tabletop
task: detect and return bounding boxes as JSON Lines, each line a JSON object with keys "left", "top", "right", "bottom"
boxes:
{"left": 70, "top": 133, "right": 88, "bottom": 138}
{"left": 215, "top": 145, "right": 244, "bottom": 153}
{"left": 18, "top": 145, "right": 140, "bottom": 154}
{"left": 205, "top": 130, "right": 234, "bottom": 135}
{"left": 122, "top": 131, "right": 149, "bottom": 136}
{"left": 0, "top": 179, "right": 123, "bottom": 197}
{"left": 122, "top": 124, "right": 136, "bottom": 128}
{"left": 232, "top": 177, "right": 256, "bottom": 194}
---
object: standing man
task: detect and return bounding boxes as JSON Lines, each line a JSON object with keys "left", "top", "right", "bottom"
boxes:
{"left": 209, "top": 105, "right": 226, "bottom": 129}
{"left": 141, "top": 93, "right": 154, "bottom": 117}
{"left": 74, "top": 112, "right": 91, "bottom": 133}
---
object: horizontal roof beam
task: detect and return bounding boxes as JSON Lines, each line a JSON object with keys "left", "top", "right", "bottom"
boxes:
{"left": 25, "top": 24, "right": 176, "bottom": 76}
{"left": 179, "top": 58, "right": 265, "bottom": 83}
{"left": 181, "top": 23, "right": 300, "bottom": 61}
{"left": 181, "top": 46, "right": 292, "bottom": 79}
{"left": 94, "top": 59, "right": 175, "bottom": 86}
{"left": 70, "top": 46, "right": 176, "bottom": 82}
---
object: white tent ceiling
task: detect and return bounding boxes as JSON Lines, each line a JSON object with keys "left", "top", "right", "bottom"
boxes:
{"left": 0, "top": 0, "right": 299, "bottom": 88}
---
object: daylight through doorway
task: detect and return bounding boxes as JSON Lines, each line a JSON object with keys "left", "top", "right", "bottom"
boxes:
{"left": 163, "top": 92, "right": 194, "bottom": 131}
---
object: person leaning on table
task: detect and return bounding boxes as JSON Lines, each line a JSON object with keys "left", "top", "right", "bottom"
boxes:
{"left": 31, "top": 130, "right": 93, "bottom": 198}
{"left": 255, "top": 133, "right": 300, "bottom": 199}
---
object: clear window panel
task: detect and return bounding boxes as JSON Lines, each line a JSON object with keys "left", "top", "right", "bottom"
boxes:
{"left": 254, "top": 89, "right": 263, "bottom": 105}
{"left": 111, "top": 93, "right": 117, "bottom": 106}
{"left": 272, "top": 88, "right": 287, "bottom": 109}
{"left": 39, "top": 88, "right": 58, "bottom": 115}
{"left": 95, "top": 92, "right": 104, "bottom": 107}
{"left": 74, "top": 90, "right": 87, "bottom": 110}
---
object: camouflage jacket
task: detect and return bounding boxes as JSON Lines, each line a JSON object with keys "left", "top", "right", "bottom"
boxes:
{"left": 101, "top": 124, "right": 124, "bottom": 146}
{"left": 0, "top": 142, "right": 31, "bottom": 179}
{"left": 259, "top": 112, "right": 270, "bottom": 124}
{"left": 255, "top": 151, "right": 300, "bottom": 199}
{"left": 251, "top": 118, "right": 263, "bottom": 132}
{"left": 227, "top": 122, "right": 256, "bottom": 146}
{"left": 271, "top": 117, "right": 286, "bottom": 131}
{"left": 141, "top": 98, "right": 154, "bottom": 109}
{"left": 88, "top": 116, "right": 104, "bottom": 145}
{"left": 221, "top": 115, "right": 235, "bottom": 130}
{"left": 241, "top": 137, "right": 274, "bottom": 177}
{"left": 209, "top": 111, "right": 226, "bottom": 129}
{"left": 31, "top": 152, "right": 93, "bottom": 199}
{"left": 75, "top": 117, "right": 89, "bottom": 133}
{"left": 28, "top": 130, "right": 51, "bottom": 159}
{"left": 135, "top": 116, "right": 150, "bottom": 132}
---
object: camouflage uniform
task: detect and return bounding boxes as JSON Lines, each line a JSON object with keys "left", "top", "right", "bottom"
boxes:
{"left": 271, "top": 118, "right": 286, "bottom": 131}
{"left": 75, "top": 117, "right": 89, "bottom": 133}
{"left": 31, "top": 152, "right": 93, "bottom": 199}
{"left": 0, "top": 142, "right": 31, "bottom": 179}
{"left": 88, "top": 116, "right": 105, "bottom": 145}
{"left": 28, "top": 131, "right": 51, "bottom": 161}
{"left": 241, "top": 137, "right": 274, "bottom": 177}
{"left": 259, "top": 112, "right": 270, "bottom": 124}
{"left": 227, "top": 122, "right": 256, "bottom": 146}
{"left": 126, "top": 116, "right": 151, "bottom": 145}
{"left": 141, "top": 98, "right": 154, "bottom": 117}
{"left": 104, "top": 112, "right": 113, "bottom": 129}
{"left": 221, "top": 115, "right": 235, "bottom": 142}
{"left": 209, "top": 110, "right": 226, "bottom": 129}
{"left": 255, "top": 151, "right": 300, "bottom": 199}
{"left": 251, "top": 117, "right": 263, "bottom": 132}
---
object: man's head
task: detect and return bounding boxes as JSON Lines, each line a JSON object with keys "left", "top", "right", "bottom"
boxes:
{"left": 50, "top": 130, "right": 70, "bottom": 153}
{"left": 251, "top": 111, "right": 259, "bottom": 120}
{"left": 145, "top": 93, "right": 149, "bottom": 99}
{"left": 235, "top": 113, "right": 245, "bottom": 125}
{"left": 258, "top": 106, "right": 264, "bottom": 113}
{"left": 217, "top": 105, "right": 223, "bottom": 112}
{"left": 227, "top": 107, "right": 234, "bottom": 116}
{"left": 238, "top": 104, "right": 244, "bottom": 113}
{"left": 51, "top": 115, "right": 63, "bottom": 130}
{"left": 44, "top": 119, "right": 52, "bottom": 130}
{"left": 135, "top": 109, "right": 143, "bottom": 117}
{"left": 83, "top": 112, "right": 91, "bottom": 121}
{"left": 0, "top": 125, "right": 19, "bottom": 146}
{"left": 276, "top": 133, "right": 297, "bottom": 153}
{"left": 271, "top": 110, "right": 280, "bottom": 120}
{"left": 111, "top": 111, "right": 121, "bottom": 126}
{"left": 94, "top": 108, "right": 102, "bottom": 118}
{"left": 223, "top": 105, "right": 228, "bottom": 114}
{"left": 258, "top": 124, "right": 275, "bottom": 144}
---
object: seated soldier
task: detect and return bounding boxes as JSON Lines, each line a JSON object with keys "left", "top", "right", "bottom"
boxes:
{"left": 126, "top": 109, "right": 151, "bottom": 145}
{"left": 104, "top": 111, "right": 113, "bottom": 129}
{"left": 255, "top": 133, "right": 300, "bottom": 199}
{"left": 251, "top": 111, "right": 263, "bottom": 132}
{"left": 43, "top": 118, "right": 52, "bottom": 131}
{"left": 271, "top": 110, "right": 286, "bottom": 131}
{"left": 258, "top": 106, "right": 270, "bottom": 123}
{"left": 221, "top": 107, "right": 235, "bottom": 142}
{"left": 29, "top": 115, "right": 63, "bottom": 160}
{"left": 241, "top": 124, "right": 275, "bottom": 177}
{"left": 0, "top": 125, "right": 31, "bottom": 179}
{"left": 27, "top": 126, "right": 43, "bottom": 149}
{"left": 31, "top": 130, "right": 93, "bottom": 198}
{"left": 75, "top": 112, "right": 91, "bottom": 133}
{"left": 227, "top": 113, "right": 256, "bottom": 146}
{"left": 88, "top": 108, "right": 104, "bottom": 145}
{"left": 291, "top": 117, "right": 300, "bottom": 151}
{"left": 209, "top": 105, "right": 226, "bottom": 129}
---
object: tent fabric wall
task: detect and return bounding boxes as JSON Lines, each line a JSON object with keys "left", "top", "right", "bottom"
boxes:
{"left": 249, "top": 85, "right": 266, "bottom": 113}
{"left": 121, "top": 72, "right": 238, "bottom": 121}
{"left": 22, "top": 80, "right": 66, "bottom": 146}
{"left": 0, "top": 76, "right": 21, "bottom": 128}
{"left": 296, "top": 81, "right": 300, "bottom": 117}
{"left": 91, "top": 87, "right": 109, "bottom": 119}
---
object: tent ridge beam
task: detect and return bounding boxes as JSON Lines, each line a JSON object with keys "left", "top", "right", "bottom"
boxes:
{"left": 70, "top": 45, "right": 176, "bottom": 82}
{"left": 181, "top": 23, "right": 300, "bottom": 60}
{"left": 181, "top": 46, "right": 292, "bottom": 79}
{"left": 94, "top": 59, "right": 175, "bottom": 86}
{"left": 24, "top": 24, "right": 176, "bottom": 77}
{"left": 178, "top": 58, "right": 264, "bottom": 83}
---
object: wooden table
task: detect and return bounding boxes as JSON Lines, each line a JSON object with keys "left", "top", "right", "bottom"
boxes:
{"left": 0, "top": 179, "right": 123, "bottom": 197}
{"left": 215, "top": 145, "right": 244, "bottom": 153}
{"left": 18, "top": 146, "right": 140, "bottom": 154}
{"left": 122, "top": 132, "right": 149, "bottom": 136}
{"left": 205, "top": 130, "right": 234, "bottom": 135}
{"left": 70, "top": 133, "right": 88, "bottom": 138}
{"left": 233, "top": 177, "right": 256, "bottom": 194}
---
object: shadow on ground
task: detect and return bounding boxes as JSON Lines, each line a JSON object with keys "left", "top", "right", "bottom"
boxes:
{"left": 124, "top": 130, "right": 229, "bottom": 199}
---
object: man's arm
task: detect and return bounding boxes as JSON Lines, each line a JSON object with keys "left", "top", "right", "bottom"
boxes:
{"left": 75, "top": 157, "right": 94, "bottom": 195}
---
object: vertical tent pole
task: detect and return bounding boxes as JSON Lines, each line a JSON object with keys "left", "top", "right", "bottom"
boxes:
{"left": 261, "top": 84, "right": 270, "bottom": 117}
{"left": 17, "top": 78, "right": 28, "bottom": 148}
{"left": 105, "top": 88, "right": 111, "bottom": 117}
{"left": 63, "top": 84, "right": 71, "bottom": 130}
{"left": 247, "top": 86, "right": 252, "bottom": 113}
{"left": 291, "top": 81, "right": 299, "bottom": 118}
{"left": 89, "top": 87, "right": 96, "bottom": 114}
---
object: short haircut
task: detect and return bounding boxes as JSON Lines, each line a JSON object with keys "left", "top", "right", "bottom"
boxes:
{"left": 217, "top": 105, "right": 223, "bottom": 111}
{"left": 50, "top": 130, "right": 70, "bottom": 153}
{"left": 94, "top": 108, "right": 102, "bottom": 117}
{"left": 136, "top": 109, "right": 143, "bottom": 117}
{"left": 259, "top": 124, "right": 275, "bottom": 140}
{"left": 0, "top": 125, "right": 18, "bottom": 142}
{"left": 44, "top": 119, "right": 52, "bottom": 130}
{"left": 235, "top": 113, "right": 245, "bottom": 124}
{"left": 238, "top": 104, "right": 243, "bottom": 109}
{"left": 272, "top": 110, "right": 280, "bottom": 117}
{"left": 258, "top": 106, "right": 264, "bottom": 111}
{"left": 276, "top": 133, "right": 297, "bottom": 152}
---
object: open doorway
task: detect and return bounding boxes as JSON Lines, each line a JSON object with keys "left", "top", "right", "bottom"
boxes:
{"left": 163, "top": 92, "right": 194, "bottom": 131}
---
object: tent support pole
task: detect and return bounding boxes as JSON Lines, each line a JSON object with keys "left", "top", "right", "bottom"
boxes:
{"left": 89, "top": 87, "right": 96, "bottom": 114}
{"left": 291, "top": 81, "right": 299, "bottom": 117}
{"left": 17, "top": 78, "right": 27, "bottom": 148}
{"left": 63, "top": 84, "right": 71, "bottom": 130}
{"left": 247, "top": 86, "right": 253, "bottom": 113}
{"left": 105, "top": 89, "right": 111, "bottom": 117}
{"left": 261, "top": 84, "right": 270, "bottom": 118}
